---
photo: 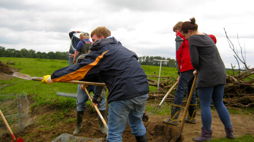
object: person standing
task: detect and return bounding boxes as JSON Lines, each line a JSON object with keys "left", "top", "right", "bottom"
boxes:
{"left": 68, "top": 31, "right": 81, "bottom": 65}
{"left": 181, "top": 18, "right": 234, "bottom": 142}
{"left": 42, "top": 26, "right": 149, "bottom": 142}
{"left": 70, "top": 32, "right": 107, "bottom": 135}
{"left": 72, "top": 32, "right": 92, "bottom": 64}
{"left": 164, "top": 22, "right": 197, "bottom": 125}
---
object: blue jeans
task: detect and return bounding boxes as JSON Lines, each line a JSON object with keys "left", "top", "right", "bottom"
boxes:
{"left": 173, "top": 70, "right": 196, "bottom": 117}
{"left": 198, "top": 85, "right": 232, "bottom": 131}
{"left": 107, "top": 94, "right": 148, "bottom": 142}
{"left": 76, "top": 85, "right": 106, "bottom": 111}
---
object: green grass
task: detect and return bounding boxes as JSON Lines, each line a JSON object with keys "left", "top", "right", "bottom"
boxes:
{"left": 0, "top": 57, "right": 178, "bottom": 110}
{"left": 0, "top": 57, "right": 77, "bottom": 109}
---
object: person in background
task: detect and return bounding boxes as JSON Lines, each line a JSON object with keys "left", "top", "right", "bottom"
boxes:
{"left": 164, "top": 21, "right": 197, "bottom": 125}
{"left": 72, "top": 32, "right": 92, "bottom": 64}
{"left": 68, "top": 31, "right": 81, "bottom": 65}
{"left": 42, "top": 26, "right": 149, "bottom": 142}
{"left": 71, "top": 32, "right": 107, "bottom": 135}
{"left": 181, "top": 17, "right": 234, "bottom": 142}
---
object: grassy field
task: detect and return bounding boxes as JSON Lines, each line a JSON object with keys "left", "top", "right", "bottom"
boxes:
{"left": 0, "top": 57, "right": 253, "bottom": 142}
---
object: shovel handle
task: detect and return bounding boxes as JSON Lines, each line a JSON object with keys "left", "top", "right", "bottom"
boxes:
{"left": 179, "top": 75, "right": 197, "bottom": 133}
{"left": 81, "top": 85, "right": 108, "bottom": 129}
{"left": 158, "top": 78, "right": 179, "bottom": 106}
{"left": 32, "top": 77, "right": 106, "bottom": 86}
{"left": 0, "top": 110, "right": 17, "bottom": 140}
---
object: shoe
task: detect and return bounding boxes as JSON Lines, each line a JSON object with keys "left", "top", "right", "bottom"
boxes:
{"left": 192, "top": 128, "right": 212, "bottom": 142}
{"left": 163, "top": 118, "right": 179, "bottom": 126}
{"left": 185, "top": 118, "right": 196, "bottom": 124}
{"left": 135, "top": 134, "right": 148, "bottom": 142}
{"left": 225, "top": 127, "right": 235, "bottom": 139}
{"left": 73, "top": 111, "right": 84, "bottom": 135}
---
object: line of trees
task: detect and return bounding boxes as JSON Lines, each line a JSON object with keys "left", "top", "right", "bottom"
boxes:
{"left": 0, "top": 46, "right": 176, "bottom": 67}
{"left": 139, "top": 56, "right": 176, "bottom": 67}
{"left": 0, "top": 46, "right": 68, "bottom": 60}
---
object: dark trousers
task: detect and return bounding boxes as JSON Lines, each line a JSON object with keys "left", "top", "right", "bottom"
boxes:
{"left": 172, "top": 70, "right": 196, "bottom": 118}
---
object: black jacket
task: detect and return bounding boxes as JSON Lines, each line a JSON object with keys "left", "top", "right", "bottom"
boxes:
{"left": 51, "top": 37, "right": 149, "bottom": 103}
{"left": 189, "top": 35, "right": 226, "bottom": 88}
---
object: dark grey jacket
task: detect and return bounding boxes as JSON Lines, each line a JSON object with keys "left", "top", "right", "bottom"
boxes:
{"left": 189, "top": 35, "right": 226, "bottom": 88}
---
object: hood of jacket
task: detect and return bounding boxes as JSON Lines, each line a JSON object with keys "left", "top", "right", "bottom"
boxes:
{"left": 91, "top": 37, "right": 119, "bottom": 51}
{"left": 189, "top": 34, "right": 215, "bottom": 47}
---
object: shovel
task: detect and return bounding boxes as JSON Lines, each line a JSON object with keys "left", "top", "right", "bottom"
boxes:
{"left": 0, "top": 110, "right": 24, "bottom": 142}
{"left": 11, "top": 72, "right": 106, "bottom": 86}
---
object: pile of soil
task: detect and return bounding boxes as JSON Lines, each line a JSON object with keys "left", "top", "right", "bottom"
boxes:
{"left": 1, "top": 104, "right": 254, "bottom": 142}
{"left": 0, "top": 61, "right": 14, "bottom": 74}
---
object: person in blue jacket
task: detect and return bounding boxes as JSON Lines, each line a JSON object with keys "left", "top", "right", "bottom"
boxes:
{"left": 42, "top": 26, "right": 149, "bottom": 142}
{"left": 68, "top": 31, "right": 81, "bottom": 65}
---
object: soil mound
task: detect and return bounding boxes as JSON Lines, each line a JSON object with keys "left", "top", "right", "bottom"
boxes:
{"left": 0, "top": 61, "right": 14, "bottom": 75}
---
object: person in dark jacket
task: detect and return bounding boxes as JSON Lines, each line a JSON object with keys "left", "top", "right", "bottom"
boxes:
{"left": 181, "top": 18, "right": 234, "bottom": 142}
{"left": 68, "top": 31, "right": 81, "bottom": 65}
{"left": 42, "top": 26, "right": 149, "bottom": 142}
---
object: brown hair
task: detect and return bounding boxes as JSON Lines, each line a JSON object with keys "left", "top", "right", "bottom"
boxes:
{"left": 181, "top": 17, "right": 198, "bottom": 34}
{"left": 173, "top": 21, "right": 183, "bottom": 32}
{"left": 91, "top": 26, "right": 111, "bottom": 38}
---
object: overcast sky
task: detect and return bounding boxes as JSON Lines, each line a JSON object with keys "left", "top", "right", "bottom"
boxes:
{"left": 0, "top": 0, "right": 254, "bottom": 68}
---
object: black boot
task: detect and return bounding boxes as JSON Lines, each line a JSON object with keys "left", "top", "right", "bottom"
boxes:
{"left": 225, "top": 127, "right": 235, "bottom": 139}
{"left": 73, "top": 111, "right": 84, "bottom": 135}
{"left": 135, "top": 134, "right": 148, "bottom": 142}
{"left": 163, "top": 106, "right": 180, "bottom": 126}
{"left": 193, "top": 128, "right": 212, "bottom": 142}
{"left": 98, "top": 110, "right": 108, "bottom": 134}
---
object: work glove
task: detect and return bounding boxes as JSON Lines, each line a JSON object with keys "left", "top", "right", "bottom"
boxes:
{"left": 41, "top": 75, "right": 53, "bottom": 84}
{"left": 193, "top": 70, "right": 198, "bottom": 75}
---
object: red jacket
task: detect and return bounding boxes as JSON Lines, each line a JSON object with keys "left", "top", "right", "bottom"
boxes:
{"left": 176, "top": 33, "right": 217, "bottom": 72}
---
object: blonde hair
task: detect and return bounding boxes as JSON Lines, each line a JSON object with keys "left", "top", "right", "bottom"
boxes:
{"left": 80, "top": 33, "right": 90, "bottom": 39}
{"left": 91, "top": 26, "right": 111, "bottom": 38}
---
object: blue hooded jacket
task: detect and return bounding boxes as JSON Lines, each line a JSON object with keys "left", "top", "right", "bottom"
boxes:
{"left": 51, "top": 37, "right": 149, "bottom": 103}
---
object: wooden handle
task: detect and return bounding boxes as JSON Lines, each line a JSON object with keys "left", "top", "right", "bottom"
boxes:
{"left": 179, "top": 75, "right": 197, "bottom": 133}
{"left": 81, "top": 85, "right": 108, "bottom": 129}
{"left": 0, "top": 110, "right": 17, "bottom": 140}
{"left": 32, "top": 77, "right": 106, "bottom": 86}
{"left": 159, "top": 78, "right": 179, "bottom": 106}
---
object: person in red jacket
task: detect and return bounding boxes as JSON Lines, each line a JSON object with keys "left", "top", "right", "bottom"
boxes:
{"left": 164, "top": 22, "right": 217, "bottom": 126}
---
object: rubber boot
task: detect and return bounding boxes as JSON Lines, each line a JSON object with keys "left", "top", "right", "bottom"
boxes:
{"left": 135, "top": 134, "right": 148, "bottom": 142}
{"left": 98, "top": 110, "right": 108, "bottom": 135}
{"left": 73, "top": 111, "right": 84, "bottom": 135}
{"left": 163, "top": 106, "right": 180, "bottom": 126}
{"left": 192, "top": 128, "right": 212, "bottom": 142}
{"left": 225, "top": 127, "right": 235, "bottom": 139}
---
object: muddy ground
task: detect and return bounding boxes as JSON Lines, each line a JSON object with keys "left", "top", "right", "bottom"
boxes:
{"left": 1, "top": 104, "right": 254, "bottom": 142}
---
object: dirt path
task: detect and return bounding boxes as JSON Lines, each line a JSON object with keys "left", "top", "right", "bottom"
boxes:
{"left": 148, "top": 111, "right": 254, "bottom": 142}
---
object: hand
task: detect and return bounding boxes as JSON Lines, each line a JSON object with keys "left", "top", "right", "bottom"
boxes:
{"left": 69, "top": 54, "right": 74, "bottom": 57}
{"left": 193, "top": 70, "right": 198, "bottom": 75}
{"left": 92, "top": 96, "right": 102, "bottom": 105}
{"left": 41, "top": 75, "right": 53, "bottom": 84}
